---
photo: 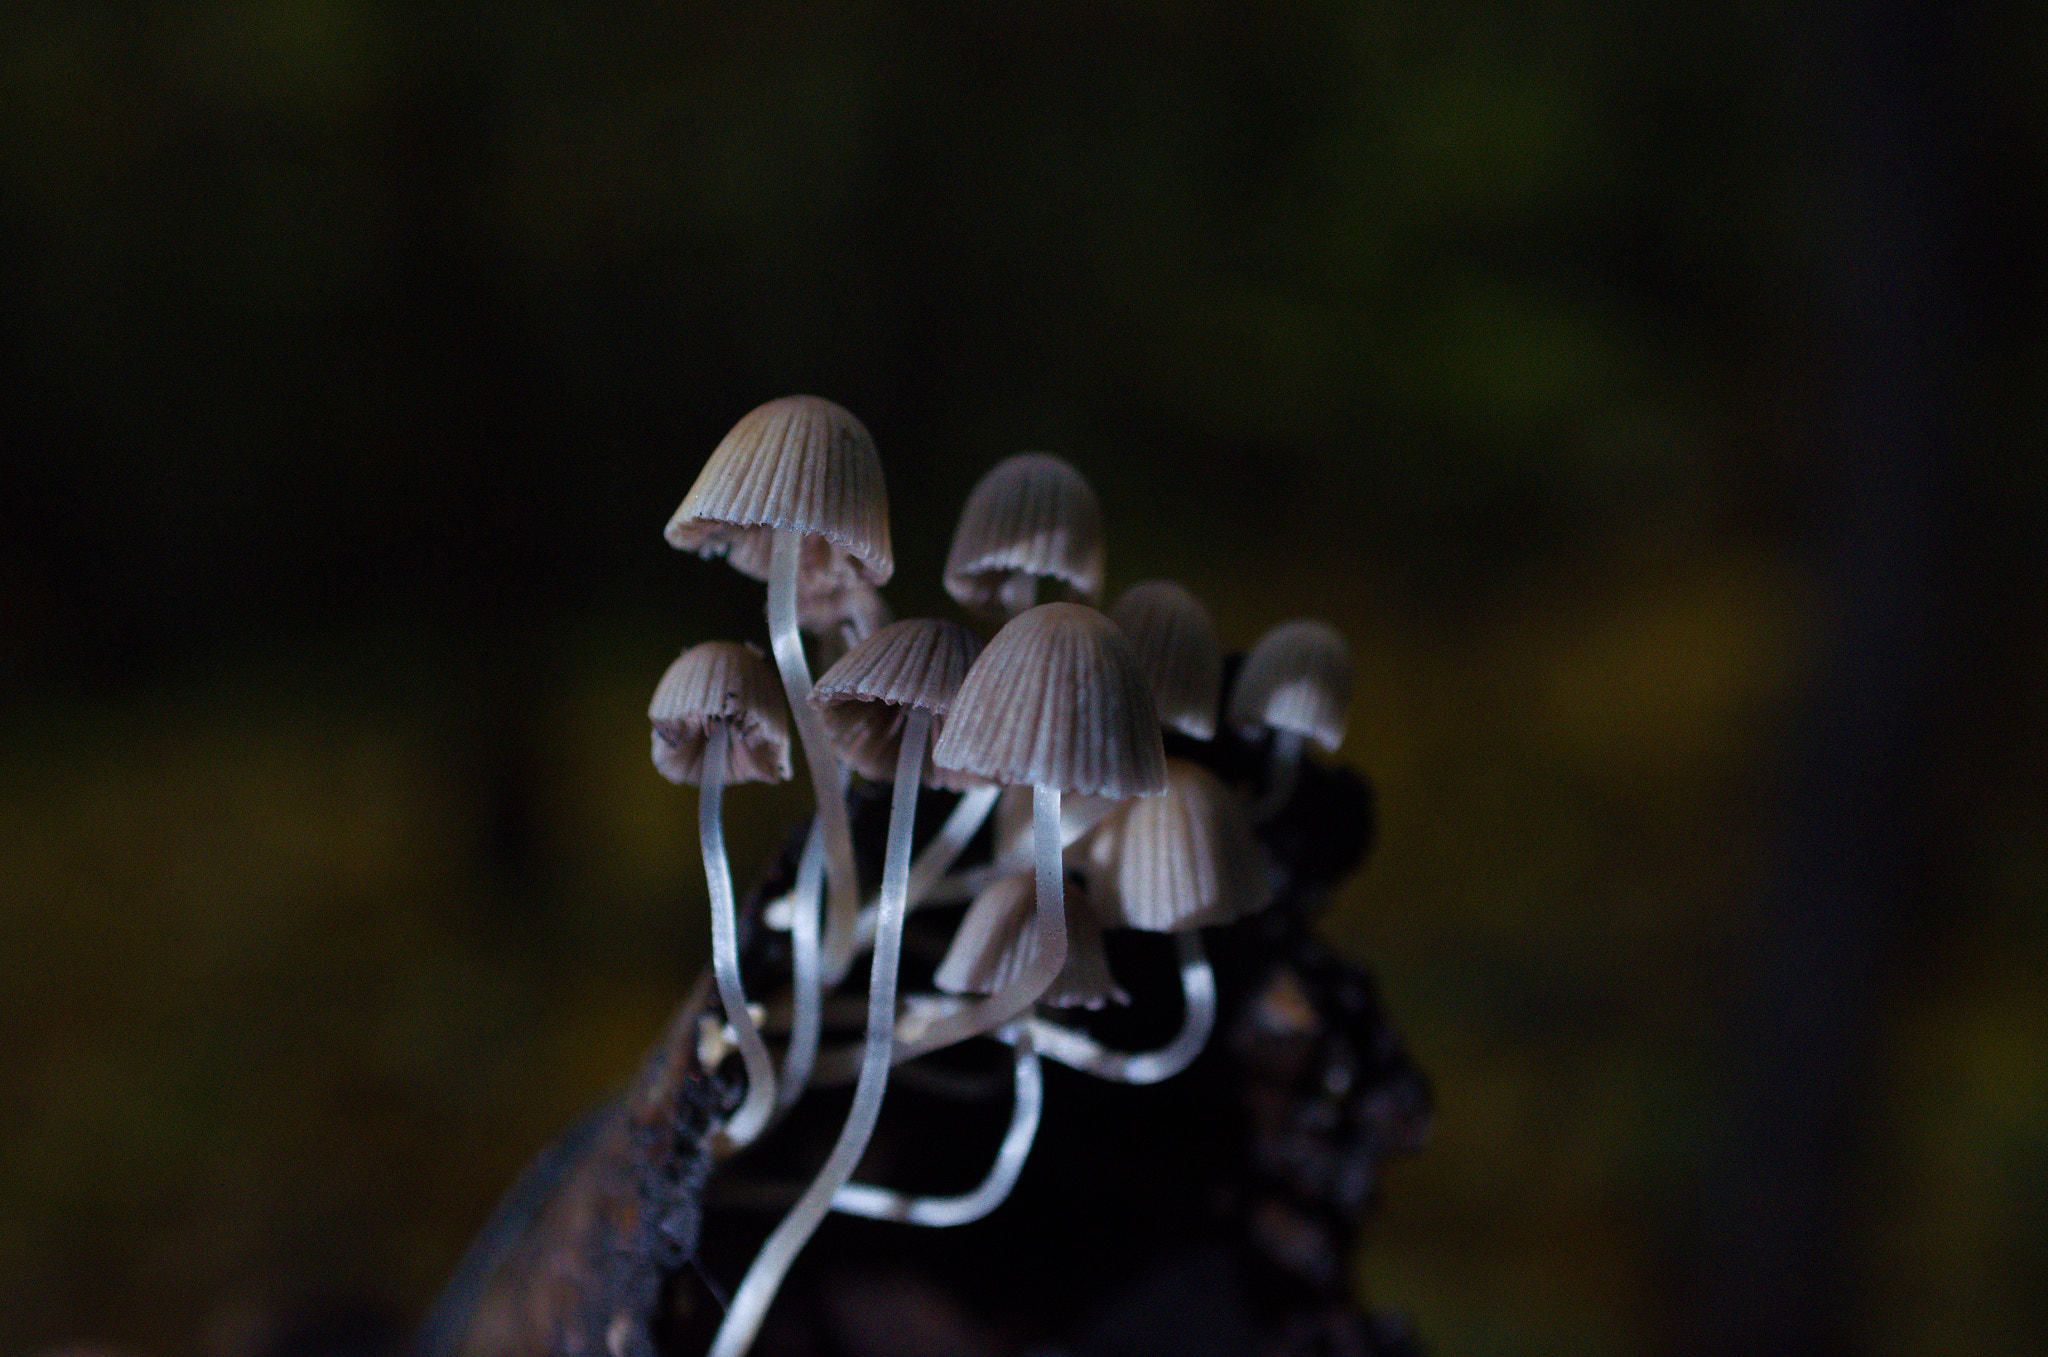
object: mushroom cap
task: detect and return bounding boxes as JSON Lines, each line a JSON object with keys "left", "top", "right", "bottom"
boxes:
{"left": 1228, "top": 618, "right": 1352, "bottom": 753}
{"left": 943, "top": 453, "right": 1105, "bottom": 616}
{"left": 665, "top": 395, "right": 893, "bottom": 585}
{"left": 932, "top": 602, "right": 1167, "bottom": 799}
{"left": 1109, "top": 579, "right": 1224, "bottom": 741}
{"left": 932, "top": 871, "right": 1125, "bottom": 1009}
{"left": 810, "top": 617, "right": 987, "bottom": 790}
{"left": 648, "top": 640, "right": 793, "bottom": 785}
{"left": 1085, "top": 758, "right": 1269, "bottom": 930}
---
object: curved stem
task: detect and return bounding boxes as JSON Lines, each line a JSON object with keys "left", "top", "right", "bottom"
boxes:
{"left": 1251, "top": 728, "right": 1304, "bottom": 822}
{"left": 883, "top": 785, "right": 1068, "bottom": 1065}
{"left": 703, "top": 722, "right": 776, "bottom": 1146}
{"left": 1028, "top": 931, "right": 1215, "bottom": 1084}
{"left": 831, "top": 1025, "right": 1042, "bottom": 1226}
{"left": 707, "top": 709, "right": 929, "bottom": 1357}
{"left": 853, "top": 783, "right": 1001, "bottom": 951}
{"left": 768, "top": 528, "right": 861, "bottom": 985}
{"left": 776, "top": 821, "right": 826, "bottom": 1111}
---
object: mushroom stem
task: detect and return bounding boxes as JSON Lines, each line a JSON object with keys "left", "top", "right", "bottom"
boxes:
{"left": 851, "top": 783, "right": 1001, "bottom": 952}
{"left": 884, "top": 785, "right": 1069, "bottom": 1064}
{"left": 767, "top": 528, "right": 862, "bottom": 985}
{"left": 707, "top": 708, "right": 930, "bottom": 1357}
{"left": 1027, "top": 931, "right": 1216, "bottom": 1084}
{"left": 995, "top": 571, "right": 1039, "bottom": 616}
{"left": 1250, "top": 728, "right": 1304, "bottom": 822}
{"left": 776, "top": 821, "right": 826, "bottom": 1110}
{"left": 831, "top": 1025, "right": 1042, "bottom": 1226}
{"left": 701, "top": 722, "right": 777, "bottom": 1146}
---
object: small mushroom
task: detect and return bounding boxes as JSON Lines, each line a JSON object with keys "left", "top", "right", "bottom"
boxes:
{"left": 943, "top": 453, "right": 1106, "bottom": 619}
{"left": 648, "top": 640, "right": 791, "bottom": 1146}
{"left": 1230, "top": 618, "right": 1352, "bottom": 821}
{"left": 1110, "top": 579, "right": 1224, "bottom": 740}
{"left": 666, "top": 394, "right": 893, "bottom": 985}
{"left": 935, "top": 870, "right": 1126, "bottom": 1010}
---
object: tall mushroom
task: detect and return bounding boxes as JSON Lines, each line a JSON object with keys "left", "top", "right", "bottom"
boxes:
{"left": 708, "top": 618, "right": 980, "bottom": 1357}
{"left": 905, "top": 601, "right": 1164, "bottom": 1060}
{"left": 1230, "top": 618, "right": 1352, "bottom": 821}
{"left": 649, "top": 640, "right": 791, "bottom": 1146}
{"left": 944, "top": 453, "right": 1105, "bottom": 619}
{"left": 665, "top": 395, "right": 892, "bottom": 985}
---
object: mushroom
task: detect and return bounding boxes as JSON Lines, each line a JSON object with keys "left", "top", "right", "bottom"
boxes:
{"left": 666, "top": 395, "right": 892, "bottom": 985}
{"left": 648, "top": 640, "right": 791, "bottom": 1146}
{"left": 943, "top": 453, "right": 1105, "bottom": 619}
{"left": 1110, "top": 579, "right": 1224, "bottom": 741}
{"left": 935, "top": 870, "right": 1126, "bottom": 1010}
{"left": 907, "top": 601, "right": 1164, "bottom": 1059}
{"left": 1229, "top": 618, "right": 1352, "bottom": 821}
{"left": 1033, "top": 758, "right": 1270, "bottom": 1083}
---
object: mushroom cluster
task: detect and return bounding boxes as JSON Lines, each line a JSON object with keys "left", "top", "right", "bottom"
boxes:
{"left": 648, "top": 396, "right": 1357, "bottom": 1357}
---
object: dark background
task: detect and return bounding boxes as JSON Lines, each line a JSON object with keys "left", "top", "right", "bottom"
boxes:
{"left": 4, "top": 2, "right": 2044, "bottom": 1354}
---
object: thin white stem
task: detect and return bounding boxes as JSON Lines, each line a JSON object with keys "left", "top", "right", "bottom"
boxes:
{"left": 852, "top": 783, "right": 1001, "bottom": 951}
{"left": 831, "top": 1024, "right": 1042, "bottom": 1226}
{"left": 880, "top": 785, "right": 1068, "bottom": 1066}
{"left": 768, "top": 528, "right": 861, "bottom": 985}
{"left": 707, "top": 709, "right": 930, "bottom": 1357}
{"left": 1028, "top": 931, "right": 1215, "bottom": 1084}
{"left": 995, "top": 571, "right": 1039, "bottom": 617}
{"left": 1251, "top": 728, "right": 1304, "bottom": 822}
{"left": 702, "top": 722, "right": 776, "bottom": 1147}
{"left": 776, "top": 821, "right": 826, "bottom": 1111}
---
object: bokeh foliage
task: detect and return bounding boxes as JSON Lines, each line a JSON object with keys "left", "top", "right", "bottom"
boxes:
{"left": 3, "top": 2, "right": 2043, "bottom": 1355}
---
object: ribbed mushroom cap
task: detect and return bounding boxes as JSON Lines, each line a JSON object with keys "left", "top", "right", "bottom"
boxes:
{"left": 933, "top": 871, "right": 1125, "bottom": 1009}
{"left": 1228, "top": 619, "right": 1352, "bottom": 753}
{"left": 810, "top": 618, "right": 987, "bottom": 790}
{"left": 932, "top": 602, "right": 1167, "bottom": 799}
{"left": 1085, "top": 759, "right": 1268, "bottom": 930}
{"left": 665, "top": 395, "right": 893, "bottom": 585}
{"left": 1110, "top": 580, "right": 1224, "bottom": 740}
{"left": 648, "top": 641, "right": 793, "bottom": 785}
{"left": 943, "top": 453, "right": 1105, "bottom": 616}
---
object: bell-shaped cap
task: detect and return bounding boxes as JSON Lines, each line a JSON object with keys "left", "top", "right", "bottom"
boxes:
{"left": 1110, "top": 580, "right": 1223, "bottom": 740}
{"left": 648, "top": 641, "right": 793, "bottom": 785}
{"left": 1229, "top": 619, "right": 1351, "bottom": 753}
{"left": 933, "top": 872, "right": 1125, "bottom": 1009}
{"left": 933, "top": 602, "right": 1166, "bottom": 799}
{"left": 1085, "top": 759, "right": 1268, "bottom": 930}
{"left": 665, "top": 395, "right": 893, "bottom": 585}
{"left": 811, "top": 618, "right": 987, "bottom": 789}
{"left": 943, "top": 453, "right": 1104, "bottom": 617}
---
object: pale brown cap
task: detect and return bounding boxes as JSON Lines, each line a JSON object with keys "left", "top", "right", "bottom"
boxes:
{"left": 648, "top": 640, "right": 793, "bottom": 785}
{"left": 1229, "top": 618, "right": 1351, "bottom": 753}
{"left": 665, "top": 395, "right": 893, "bottom": 585}
{"left": 1085, "top": 759, "right": 1268, "bottom": 930}
{"left": 943, "top": 453, "right": 1105, "bottom": 616}
{"left": 810, "top": 618, "right": 987, "bottom": 789}
{"left": 932, "top": 602, "right": 1166, "bottom": 799}
{"left": 932, "top": 871, "right": 1125, "bottom": 1009}
{"left": 1109, "top": 580, "right": 1223, "bottom": 740}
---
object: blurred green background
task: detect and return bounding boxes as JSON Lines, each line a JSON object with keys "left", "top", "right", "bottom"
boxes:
{"left": 3, "top": 2, "right": 2043, "bottom": 1354}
